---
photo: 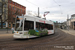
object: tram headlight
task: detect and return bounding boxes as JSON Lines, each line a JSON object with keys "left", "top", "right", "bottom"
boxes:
{"left": 17, "top": 32, "right": 18, "bottom": 33}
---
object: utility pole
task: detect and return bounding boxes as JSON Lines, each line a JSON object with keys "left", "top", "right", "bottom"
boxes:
{"left": 67, "top": 14, "right": 69, "bottom": 31}
{"left": 38, "top": 7, "right": 39, "bottom": 17}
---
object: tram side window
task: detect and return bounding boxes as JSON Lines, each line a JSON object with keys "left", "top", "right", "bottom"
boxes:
{"left": 36, "top": 22, "right": 46, "bottom": 30}
{"left": 44, "top": 24, "right": 53, "bottom": 30}
{"left": 24, "top": 20, "right": 34, "bottom": 30}
{"left": 36, "top": 22, "right": 53, "bottom": 30}
{"left": 36, "top": 22, "right": 42, "bottom": 30}
{"left": 74, "top": 22, "right": 75, "bottom": 26}
{"left": 49, "top": 24, "right": 53, "bottom": 30}
{"left": 36, "top": 22, "right": 39, "bottom": 29}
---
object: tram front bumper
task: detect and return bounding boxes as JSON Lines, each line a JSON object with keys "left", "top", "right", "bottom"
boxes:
{"left": 13, "top": 34, "right": 22, "bottom": 38}
{"left": 13, "top": 34, "right": 29, "bottom": 39}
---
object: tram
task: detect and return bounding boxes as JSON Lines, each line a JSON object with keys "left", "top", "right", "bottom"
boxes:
{"left": 13, "top": 15, "right": 55, "bottom": 39}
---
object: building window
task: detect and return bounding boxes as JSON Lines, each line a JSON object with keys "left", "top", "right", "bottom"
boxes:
{"left": 9, "top": 24, "right": 11, "bottom": 27}
{"left": 13, "top": 7, "right": 14, "bottom": 9}
{"left": 4, "top": 9, "right": 6, "bottom": 14}
{"left": 18, "top": 5, "right": 19, "bottom": 6}
{"left": 15, "top": 3, "right": 16, "bottom": 5}
{"left": 0, "top": 2, "right": 2, "bottom": 7}
{"left": 2, "top": 0, "right": 5, "bottom": 2}
{"left": 13, "top": 18, "right": 15, "bottom": 22}
{"left": 19, "top": 5, "right": 21, "bottom": 7}
{"left": 9, "top": 13, "right": 10, "bottom": 14}
{"left": 17, "top": 4, "right": 18, "bottom": 6}
{"left": 4, "top": 4, "right": 7, "bottom": 8}
{"left": 24, "top": 11, "right": 25, "bottom": 13}
{"left": 13, "top": 24, "right": 15, "bottom": 27}
{"left": 0, "top": 9, "right": 2, "bottom": 13}
{"left": 13, "top": 2, "right": 14, "bottom": 4}
{"left": 19, "top": 9, "right": 20, "bottom": 11}
{"left": 4, "top": 15, "right": 6, "bottom": 20}
{"left": 3, "top": 23, "right": 6, "bottom": 27}
{"left": 21, "top": 10, "right": 22, "bottom": 12}
{"left": 15, "top": 8, "right": 16, "bottom": 10}
{"left": 9, "top": 6, "right": 11, "bottom": 8}
{"left": 9, "top": 1, "right": 11, "bottom": 3}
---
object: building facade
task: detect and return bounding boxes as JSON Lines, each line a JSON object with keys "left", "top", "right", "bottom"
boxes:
{"left": 0, "top": 0, "right": 8, "bottom": 28}
{"left": 70, "top": 14, "right": 75, "bottom": 29}
{"left": 65, "top": 14, "right": 75, "bottom": 30}
{"left": 0, "top": 0, "right": 26, "bottom": 28}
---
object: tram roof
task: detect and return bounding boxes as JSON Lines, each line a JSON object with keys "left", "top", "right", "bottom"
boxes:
{"left": 17, "top": 15, "right": 54, "bottom": 24}
{"left": 24, "top": 15, "right": 53, "bottom": 22}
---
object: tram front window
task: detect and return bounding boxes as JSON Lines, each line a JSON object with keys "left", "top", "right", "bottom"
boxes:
{"left": 15, "top": 22, "right": 23, "bottom": 31}
{"left": 15, "top": 16, "right": 23, "bottom": 31}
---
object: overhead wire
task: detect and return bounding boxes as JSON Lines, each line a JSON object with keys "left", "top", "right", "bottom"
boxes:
{"left": 26, "top": 0, "right": 38, "bottom": 7}
{"left": 25, "top": 0, "right": 50, "bottom": 15}
{"left": 26, "top": 0, "right": 55, "bottom": 10}
{"left": 53, "top": 0, "right": 63, "bottom": 14}
{"left": 26, "top": 0, "right": 64, "bottom": 15}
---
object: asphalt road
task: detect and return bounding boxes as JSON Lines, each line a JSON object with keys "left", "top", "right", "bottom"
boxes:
{"left": 0, "top": 29, "right": 75, "bottom": 50}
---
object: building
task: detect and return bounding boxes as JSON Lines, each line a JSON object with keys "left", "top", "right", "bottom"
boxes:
{"left": 0, "top": 0, "right": 26, "bottom": 28}
{"left": 64, "top": 14, "right": 75, "bottom": 30}
{"left": 54, "top": 21, "right": 63, "bottom": 28}
{"left": 70, "top": 14, "right": 75, "bottom": 29}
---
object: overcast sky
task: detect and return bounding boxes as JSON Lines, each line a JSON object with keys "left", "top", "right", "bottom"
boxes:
{"left": 13, "top": 0, "right": 75, "bottom": 22}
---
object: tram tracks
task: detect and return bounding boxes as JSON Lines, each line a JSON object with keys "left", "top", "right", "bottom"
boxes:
{"left": 0, "top": 31, "right": 61, "bottom": 48}
{"left": 2, "top": 39, "right": 75, "bottom": 50}
{"left": 0, "top": 29, "right": 74, "bottom": 50}
{"left": 0, "top": 30, "right": 59, "bottom": 44}
{"left": 0, "top": 29, "right": 65, "bottom": 45}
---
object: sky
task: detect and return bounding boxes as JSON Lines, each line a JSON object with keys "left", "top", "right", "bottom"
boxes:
{"left": 13, "top": 0, "right": 75, "bottom": 22}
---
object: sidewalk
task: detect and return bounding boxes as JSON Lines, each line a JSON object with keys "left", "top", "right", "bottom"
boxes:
{"left": 0, "top": 30, "right": 12, "bottom": 34}
{"left": 0, "top": 30, "right": 13, "bottom": 38}
{"left": 60, "top": 29, "right": 75, "bottom": 36}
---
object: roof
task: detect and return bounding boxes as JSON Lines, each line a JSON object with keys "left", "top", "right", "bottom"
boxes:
{"left": 71, "top": 14, "right": 75, "bottom": 17}
{"left": 10, "top": 0, "right": 26, "bottom": 8}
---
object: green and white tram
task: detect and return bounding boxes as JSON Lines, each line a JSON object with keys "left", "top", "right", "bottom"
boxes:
{"left": 13, "top": 15, "right": 55, "bottom": 39}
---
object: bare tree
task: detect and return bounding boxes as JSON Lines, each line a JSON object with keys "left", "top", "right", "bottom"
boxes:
{"left": 8, "top": 8, "right": 21, "bottom": 24}
{"left": 8, "top": 8, "right": 13, "bottom": 22}
{"left": 0, "top": 0, "right": 25, "bottom": 28}
{"left": 0, "top": 0, "right": 8, "bottom": 28}
{"left": 14, "top": 9, "right": 21, "bottom": 16}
